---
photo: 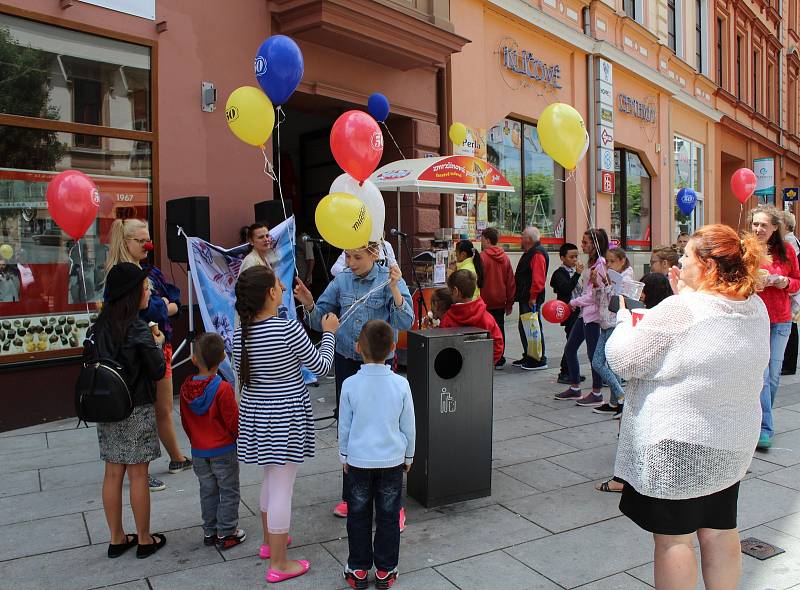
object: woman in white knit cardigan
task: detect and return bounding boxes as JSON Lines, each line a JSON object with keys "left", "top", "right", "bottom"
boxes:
{"left": 606, "top": 224, "right": 769, "bottom": 590}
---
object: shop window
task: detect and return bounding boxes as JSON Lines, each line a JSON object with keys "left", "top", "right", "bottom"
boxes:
{"left": 487, "top": 119, "right": 565, "bottom": 251}
{"left": 611, "top": 149, "right": 651, "bottom": 251}
{"left": 673, "top": 136, "right": 705, "bottom": 235}
{"left": 0, "top": 13, "right": 151, "bottom": 132}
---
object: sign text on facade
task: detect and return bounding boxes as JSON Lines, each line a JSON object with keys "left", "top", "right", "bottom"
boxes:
{"left": 617, "top": 94, "right": 656, "bottom": 123}
{"left": 501, "top": 46, "right": 562, "bottom": 89}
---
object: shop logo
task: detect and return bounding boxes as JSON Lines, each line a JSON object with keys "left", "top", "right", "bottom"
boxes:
{"left": 600, "top": 107, "right": 614, "bottom": 125}
{"left": 225, "top": 106, "right": 239, "bottom": 123}
{"left": 499, "top": 39, "right": 562, "bottom": 89}
{"left": 440, "top": 388, "right": 456, "bottom": 414}
{"left": 351, "top": 205, "right": 367, "bottom": 232}
{"left": 377, "top": 169, "right": 410, "bottom": 180}
{"left": 618, "top": 94, "right": 657, "bottom": 123}
{"left": 371, "top": 131, "right": 384, "bottom": 150}
{"left": 254, "top": 56, "right": 267, "bottom": 77}
{"left": 91, "top": 189, "right": 100, "bottom": 206}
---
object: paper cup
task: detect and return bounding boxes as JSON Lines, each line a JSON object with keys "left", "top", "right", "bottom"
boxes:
{"left": 631, "top": 309, "right": 646, "bottom": 327}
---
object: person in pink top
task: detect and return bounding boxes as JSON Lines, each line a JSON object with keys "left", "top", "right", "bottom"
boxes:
{"left": 554, "top": 228, "right": 610, "bottom": 405}
{"left": 750, "top": 205, "right": 800, "bottom": 449}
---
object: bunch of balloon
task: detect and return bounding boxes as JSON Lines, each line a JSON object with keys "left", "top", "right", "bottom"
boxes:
{"left": 330, "top": 174, "right": 385, "bottom": 242}
{"left": 731, "top": 168, "right": 757, "bottom": 228}
{"left": 676, "top": 188, "right": 698, "bottom": 216}
{"left": 315, "top": 193, "right": 373, "bottom": 250}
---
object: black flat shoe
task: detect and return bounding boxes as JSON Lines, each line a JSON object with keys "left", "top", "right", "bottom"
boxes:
{"left": 108, "top": 533, "right": 138, "bottom": 558}
{"left": 136, "top": 533, "right": 166, "bottom": 559}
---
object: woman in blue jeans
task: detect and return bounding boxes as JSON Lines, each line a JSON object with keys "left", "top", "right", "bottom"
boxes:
{"left": 751, "top": 205, "right": 800, "bottom": 448}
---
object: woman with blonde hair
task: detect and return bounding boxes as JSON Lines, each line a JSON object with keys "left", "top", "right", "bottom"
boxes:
{"left": 106, "top": 219, "right": 190, "bottom": 491}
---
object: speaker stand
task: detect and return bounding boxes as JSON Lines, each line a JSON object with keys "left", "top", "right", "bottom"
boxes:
{"left": 171, "top": 267, "right": 195, "bottom": 370}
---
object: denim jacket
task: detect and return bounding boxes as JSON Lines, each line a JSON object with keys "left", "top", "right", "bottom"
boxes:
{"left": 307, "top": 264, "right": 414, "bottom": 361}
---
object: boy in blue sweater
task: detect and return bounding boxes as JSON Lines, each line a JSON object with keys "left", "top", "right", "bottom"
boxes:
{"left": 339, "top": 320, "right": 416, "bottom": 589}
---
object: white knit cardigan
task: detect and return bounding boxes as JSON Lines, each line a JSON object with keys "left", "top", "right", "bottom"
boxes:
{"left": 606, "top": 291, "right": 770, "bottom": 500}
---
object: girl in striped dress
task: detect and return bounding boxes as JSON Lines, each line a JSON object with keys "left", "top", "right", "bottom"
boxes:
{"left": 234, "top": 266, "right": 339, "bottom": 583}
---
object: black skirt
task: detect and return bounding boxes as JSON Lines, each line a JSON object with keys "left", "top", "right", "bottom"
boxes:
{"left": 619, "top": 480, "right": 740, "bottom": 535}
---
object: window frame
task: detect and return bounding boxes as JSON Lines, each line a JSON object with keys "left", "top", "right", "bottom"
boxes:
{"left": 612, "top": 148, "right": 652, "bottom": 252}
{"left": 716, "top": 16, "right": 724, "bottom": 87}
{"left": 753, "top": 48, "right": 760, "bottom": 112}
{"left": 668, "top": 0, "right": 677, "bottom": 53}
{"left": 736, "top": 34, "right": 743, "bottom": 99}
{"left": 695, "top": 0, "right": 704, "bottom": 73}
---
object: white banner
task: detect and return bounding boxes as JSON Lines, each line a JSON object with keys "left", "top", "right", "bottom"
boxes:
{"left": 80, "top": 0, "right": 156, "bottom": 20}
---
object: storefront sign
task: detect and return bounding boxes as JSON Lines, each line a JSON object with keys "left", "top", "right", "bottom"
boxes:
{"left": 600, "top": 127, "right": 614, "bottom": 147}
{"left": 784, "top": 187, "right": 799, "bottom": 202}
{"left": 79, "top": 0, "right": 156, "bottom": 20}
{"left": 500, "top": 44, "right": 562, "bottom": 88}
{"left": 598, "top": 81, "right": 613, "bottom": 106}
{"left": 754, "top": 157, "right": 776, "bottom": 197}
{"left": 618, "top": 94, "right": 657, "bottom": 123}
{"left": 596, "top": 59, "right": 615, "bottom": 193}
{"left": 600, "top": 171, "right": 615, "bottom": 193}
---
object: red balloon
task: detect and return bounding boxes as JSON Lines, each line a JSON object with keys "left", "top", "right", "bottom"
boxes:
{"left": 46, "top": 170, "right": 99, "bottom": 240}
{"left": 541, "top": 300, "right": 572, "bottom": 324}
{"left": 330, "top": 110, "right": 384, "bottom": 183}
{"left": 731, "top": 168, "right": 757, "bottom": 204}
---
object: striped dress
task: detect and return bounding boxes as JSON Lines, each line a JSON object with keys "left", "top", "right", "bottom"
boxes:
{"left": 233, "top": 317, "right": 334, "bottom": 465}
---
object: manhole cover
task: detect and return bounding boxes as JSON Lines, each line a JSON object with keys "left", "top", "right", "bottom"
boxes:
{"left": 741, "top": 537, "right": 785, "bottom": 560}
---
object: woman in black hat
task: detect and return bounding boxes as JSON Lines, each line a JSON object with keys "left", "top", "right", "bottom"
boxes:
{"left": 88, "top": 262, "right": 168, "bottom": 559}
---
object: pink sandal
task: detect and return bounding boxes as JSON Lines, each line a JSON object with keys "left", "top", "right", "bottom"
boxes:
{"left": 259, "top": 535, "right": 292, "bottom": 559}
{"left": 266, "top": 559, "right": 310, "bottom": 583}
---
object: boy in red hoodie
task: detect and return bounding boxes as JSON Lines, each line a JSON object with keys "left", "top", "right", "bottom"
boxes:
{"left": 479, "top": 228, "right": 515, "bottom": 368}
{"left": 179, "top": 332, "right": 244, "bottom": 549}
{"left": 440, "top": 270, "right": 504, "bottom": 364}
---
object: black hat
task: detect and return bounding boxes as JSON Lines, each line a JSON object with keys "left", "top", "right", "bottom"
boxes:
{"left": 105, "top": 262, "right": 148, "bottom": 302}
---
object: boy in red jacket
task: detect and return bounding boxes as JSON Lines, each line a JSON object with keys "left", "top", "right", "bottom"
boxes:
{"left": 479, "top": 228, "right": 515, "bottom": 368}
{"left": 179, "top": 332, "right": 244, "bottom": 549}
{"left": 440, "top": 270, "right": 504, "bottom": 364}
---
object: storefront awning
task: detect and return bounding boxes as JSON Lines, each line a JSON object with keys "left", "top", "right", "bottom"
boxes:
{"left": 369, "top": 156, "right": 515, "bottom": 193}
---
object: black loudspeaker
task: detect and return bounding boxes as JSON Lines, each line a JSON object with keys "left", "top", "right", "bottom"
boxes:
{"left": 254, "top": 199, "right": 293, "bottom": 229}
{"left": 166, "top": 196, "right": 210, "bottom": 263}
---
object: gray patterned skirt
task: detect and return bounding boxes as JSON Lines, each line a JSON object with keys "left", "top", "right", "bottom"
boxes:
{"left": 96, "top": 404, "right": 161, "bottom": 464}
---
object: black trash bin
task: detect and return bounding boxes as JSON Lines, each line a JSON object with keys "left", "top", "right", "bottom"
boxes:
{"left": 406, "top": 327, "right": 494, "bottom": 507}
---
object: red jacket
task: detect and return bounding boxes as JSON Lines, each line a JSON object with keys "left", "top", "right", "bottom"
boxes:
{"left": 758, "top": 243, "right": 800, "bottom": 324}
{"left": 179, "top": 375, "right": 238, "bottom": 457}
{"left": 480, "top": 246, "right": 516, "bottom": 312}
{"left": 440, "top": 298, "right": 504, "bottom": 364}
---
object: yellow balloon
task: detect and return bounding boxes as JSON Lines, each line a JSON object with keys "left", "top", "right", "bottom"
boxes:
{"left": 537, "top": 103, "right": 586, "bottom": 170}
{"left": 315, "top": 193, "right": 373, "bottom": 250}
{"left": 449, "top": 122, "right": 467, "bottom": 146}
{"left": 0, "top": 244, "right": 12, "bottom": 260}
{"left": 225, "top": 86, "right": 275, "bottom": 147}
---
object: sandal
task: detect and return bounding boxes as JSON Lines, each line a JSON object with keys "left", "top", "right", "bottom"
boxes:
{"left": 595, "top": 479, "right": 623, "bottom": 493}
{"left": 136, "top": 533, "right": 166, "bottom": 559}
{"left": 107, "top": 533, "right": 138, "bottom": 558}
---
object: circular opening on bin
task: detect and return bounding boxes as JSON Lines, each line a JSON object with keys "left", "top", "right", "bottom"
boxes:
{"left": 434, "top": 347, "right": 463, "bottom": 380}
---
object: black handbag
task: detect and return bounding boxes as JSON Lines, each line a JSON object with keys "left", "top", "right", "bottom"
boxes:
{"left": 75, "top": 337, "right": 133, "bottom": 423}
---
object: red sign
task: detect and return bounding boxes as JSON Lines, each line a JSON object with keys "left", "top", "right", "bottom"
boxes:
{"left": 600, "top": 170, "right": 615, "bottom": 194}
{"left": 417, "top": 156, "right": 513, "bottom": 189}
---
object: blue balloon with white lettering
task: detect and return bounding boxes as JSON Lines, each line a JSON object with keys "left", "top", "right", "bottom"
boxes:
{"left": 677, "top": 187, "right": 697, "bottom": 216}
{"left": 368, "top": 93, "right": 390, "bottom": 123}
{"left": 254, "top": 35, "right": 304, "bottom": 106}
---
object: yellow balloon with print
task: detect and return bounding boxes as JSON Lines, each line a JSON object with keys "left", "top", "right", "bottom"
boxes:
{"left": 0, "top": 244, "right": 12, "bottom": 260}
{"left": 225, "top": 86, "right": 275, "bottom": 147}
{"left": 315, "top": 193, "right": 373, "bottom": 250}
{"left": 537, "top": 103, "right": 587, "bottom": 170}
{"left": 449, "top": 122, "right": 467, "bottom": 146}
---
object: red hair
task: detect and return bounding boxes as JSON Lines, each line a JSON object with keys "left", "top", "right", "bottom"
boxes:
{"left": 690, "top": 224, "right": 765, "bottom": 298}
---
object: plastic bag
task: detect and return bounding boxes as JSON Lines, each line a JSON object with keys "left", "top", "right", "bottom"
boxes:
{"left": 520, "top": 310, "right": 543, "bottom": 360}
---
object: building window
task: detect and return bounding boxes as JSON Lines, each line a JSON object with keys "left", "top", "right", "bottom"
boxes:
{"left": 695, "top": 0, "right": 704, "bottom": 72}
{"left": 611, "top": 150, "right": 652, "bottom": 251}
{"left": 753, "top": 50, "right": 759, "bottom": 112}
{"left": 673, "top": 136, "right": 705, "bottom": 235}
{"left": 624, "top": 0, "right": 636, "bottom": 20}
{"left": 668, "top": 0, "right": 677, "bottom": 52}
{"left": 790, "top": 75, "right": 798, "bottom": 135}
{"left": 767, "top": 63, "right": 773, "bottom": 121}
{"left": 736, "top": 35, "right": 743, "bottom": 98}
{"left": 487, "top": 119, "right": 566, "bottom": 251}
{"left": 716, "top": 17, "right": 724, "bottom": 86}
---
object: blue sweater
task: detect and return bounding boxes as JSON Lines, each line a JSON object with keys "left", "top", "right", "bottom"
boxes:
{"left": 338, "top": 364, "right": 416, "bottom": 468}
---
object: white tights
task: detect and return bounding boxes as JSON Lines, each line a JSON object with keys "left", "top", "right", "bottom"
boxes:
{"left": 260, "top": 463, "right": 299, "bottom": 534}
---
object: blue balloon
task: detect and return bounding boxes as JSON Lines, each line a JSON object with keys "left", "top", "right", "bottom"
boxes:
{"left": 677, "top": 187, "right": 697, "bottom": 216}
{"left": 368, "top": 93, "right": 390, "bottom": 122}
{"left": 254, "top": 35, "right": 304, "bottom": 106}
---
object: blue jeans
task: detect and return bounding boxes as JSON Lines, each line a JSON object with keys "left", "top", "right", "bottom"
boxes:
{"left": 565, "top": 317, "right": 602, "bottom": 389}
{"left": 761, "top": 322, "right": 792, "bottom": 438}
{"left": 346, "top": 465, "right": 404, "bottom": 572}
{"left": 192, "top": 449, "right": 240, "bottom": 537}
{"left": 592, "top": 327, "right": 624, "bottom": 405}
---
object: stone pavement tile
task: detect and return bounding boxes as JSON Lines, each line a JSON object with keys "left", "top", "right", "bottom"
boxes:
{"left": 323, "top": 504, "right": 550, "bottom": 573}
{"left": 775, "top": 389, "right": 800, "bottom": 409}
{"left": 767, "top": 511, "right": 800, "bottom": 538}
{"left": 541, "top": 420, "right": 621, "bottom": 450}
{"left": 499, "top": 458, "right": 590, "bottom": 492}
{"left": 240, "top": 471, "right": 341, "bottom": 515}
{"left": 737, "top": 478, "right": 800, "bottom": 531}
{"left": 760, "top": 463, "right": 800, "bottom": 491}
{"left": 40, "top": 460, "right": 106, "bottom": 490}
{"left": 377, "top": 567, "right": 459, "bottom": 590}
{"left": 0, "top": 417, "right": 76, "bottom": 437}
{"left": 1, "top": 528, "right": 223, "bottom": 590}
{"left": 547, "top": 444, "right": 619, "bottom": 480}
{"left": 0, "top": 433, "right": 47, "bottom": 455}
{"left": 45, "top": 426, "right": 101, "bottom": 450}
{"left": 744, "top": 457, "right": 785, "bottom": 480}
{"left": 435, "top": 550, "right": 561, "bottom": 589}
{"left": 506, "top": 516, "right": 653, "bottom": 588}
{"left": 492, "top": 434, "right": 578, "bottom": 468}
{"left": 536, "top": 406, "right": 612, "bottom": 428}
{"left": 149, "top": 542, "right": 342, "bottom": 590}
{"left": 90, "top": 581, "right": 150, "bottom": 590}
{"left": 492, "top": 415, "right": 563, "bottom": 441}
{"left": 0, "top": 469, "right": 39, "bottom": 498}
{"left": 781, "top": 401, "right": 800, "bottom": 413}
{"left": 493, "top": 398, "right": 541, "bottom": 420}
{"left": 0, "top": 444, "right": 99, "bottom": 475}
{"left": 0, "top": 512, "right": 88, "bottom": 561}
{"left": 296, "top": 446, "right": 344, "bottom": 477}
{"left": 435, "top": 470, "right": 538, "bottom": 515}
{"left": 574, "top": 572, "right": 653, "bottom": 589}
{"left": 0, "top": 482, "right": 103, "bottom": 526}
{"left": 772, "top": 407, "right": 800, "bottom": 433}
{"left": 504, "top": 481, "right": 622, "bottom": 533}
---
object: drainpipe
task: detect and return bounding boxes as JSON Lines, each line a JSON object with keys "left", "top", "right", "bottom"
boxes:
{"left": 438, "top": 63, "right": 453, "bottom": 229}
{"left": 583, "top": 7, "right": 596, "bottom": 226}
{"left": 779, "top": 0, "right": 785, "bottom": 175}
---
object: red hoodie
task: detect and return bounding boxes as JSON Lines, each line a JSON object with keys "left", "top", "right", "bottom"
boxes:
{"left": 440, "top": 298, "right": 504, "bottom": 364}
{"left": 179, "top": 375, "right": 239, "bottom": 457}
{"left": 480, "top": 246, "right": 516, "bottom": 312}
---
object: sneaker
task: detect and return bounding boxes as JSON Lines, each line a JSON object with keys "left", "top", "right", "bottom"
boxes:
{"left": 512, "top": 358, "right": 526, "bottom": 367}
{"left": 375, "top": 568, "right": 399, "bottom": 589}
{"left": 168, "top": 457, "right": 193, "bottom": 474}
{"left": 148, "top": 476, "right": 166, "bottom": 492}
{"left": 557, "top": 374, "right": 585, "bottom": 384}
{"left": 554, "top": 388, "right": 581, "bottom": 401}
{"left": 494, "top": 358, "right": 507, "bottom": 370}
{"left": 576, "top": 392, "right": 604, "bottom": 407}
{"left": 218, "top": 528, "right": 246, "bottom": 550}
{"left": 520, "top": 358, "right": 548, "bottom": 371}
{"left": 333, "top": 501, "right": 348, "bottom": 518}
{"left": 757, "top": 433, "right": 772, "bottom": 450}
{"left": 203, "top": 534, "right": 217, "bottom": 546}
{"left": 612, "top": 405, "right": 623, "bottom": 420}
{"left": 399, "top": 507, "right": 406, "bottom": 533}
{"left": 343, "top": 565, "right": 369, "bottom": 589}
{"left": 593, "top": 403, "right": 619, "bottom": 415}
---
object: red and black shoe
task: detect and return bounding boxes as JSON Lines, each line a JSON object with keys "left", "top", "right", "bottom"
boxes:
{"left": 217, "top": 528, "right": 246, "bottom": 550}
{"left": 343, "top": 565, "right": 369, "bottom": 589}
{"left": 375, "top": 568, "right": 398, "bottom": 589}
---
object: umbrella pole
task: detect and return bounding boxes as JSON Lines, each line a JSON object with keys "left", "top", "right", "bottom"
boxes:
{"left": 396, "top": 187, "right": 401, "bottom": 268}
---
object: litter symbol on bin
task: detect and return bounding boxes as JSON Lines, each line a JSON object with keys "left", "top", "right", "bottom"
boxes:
{"left": 440, "top": 388, "right": 456, "bottom": 414}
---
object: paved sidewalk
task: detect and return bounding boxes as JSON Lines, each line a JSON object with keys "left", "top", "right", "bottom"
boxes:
{"left": 2, "top": 321, "right": 800, "bottom": 589}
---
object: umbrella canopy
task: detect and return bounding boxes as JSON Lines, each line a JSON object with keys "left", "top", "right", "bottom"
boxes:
{"left": 369, "top": 155, "right": 514, "bottom": 193}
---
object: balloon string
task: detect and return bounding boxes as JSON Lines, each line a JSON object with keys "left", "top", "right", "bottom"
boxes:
{"left": 380, "top": 122, "right": 406, "bottom": 160}
{"left": 738, "top": 204, "right": 743, "bottom": 232}
{"left": 272, "top": 105, "right": 300, "bottom": 278}
{"left": 260, "top": 145, "right": 277, "bottom": 181}
{"left": 337, "top": 278, "right": 392, "bottom": 326}
{"left": 74, "top": 240, "right": 93, "bottom": 325}
{"left": 572, "top": 166, "right": 602, "bottom": 258}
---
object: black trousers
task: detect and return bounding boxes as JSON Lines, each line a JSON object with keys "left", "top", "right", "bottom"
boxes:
{"left": 559, "top": 310, "right": 579, "bottom": 376}
{"left": 783, "top": 322, "right": 798, "bottom": 374}
{"left": 487, "top": 308, "right": 506, "bottom": 363}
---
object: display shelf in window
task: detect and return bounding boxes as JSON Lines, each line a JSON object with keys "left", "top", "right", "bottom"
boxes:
{"left": 0, "top": 311, "right": 97, "bottom": 362}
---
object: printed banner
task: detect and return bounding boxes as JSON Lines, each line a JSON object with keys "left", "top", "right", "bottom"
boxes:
{"left": 754, "top": 157, "right": 776, "bottom": 198}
